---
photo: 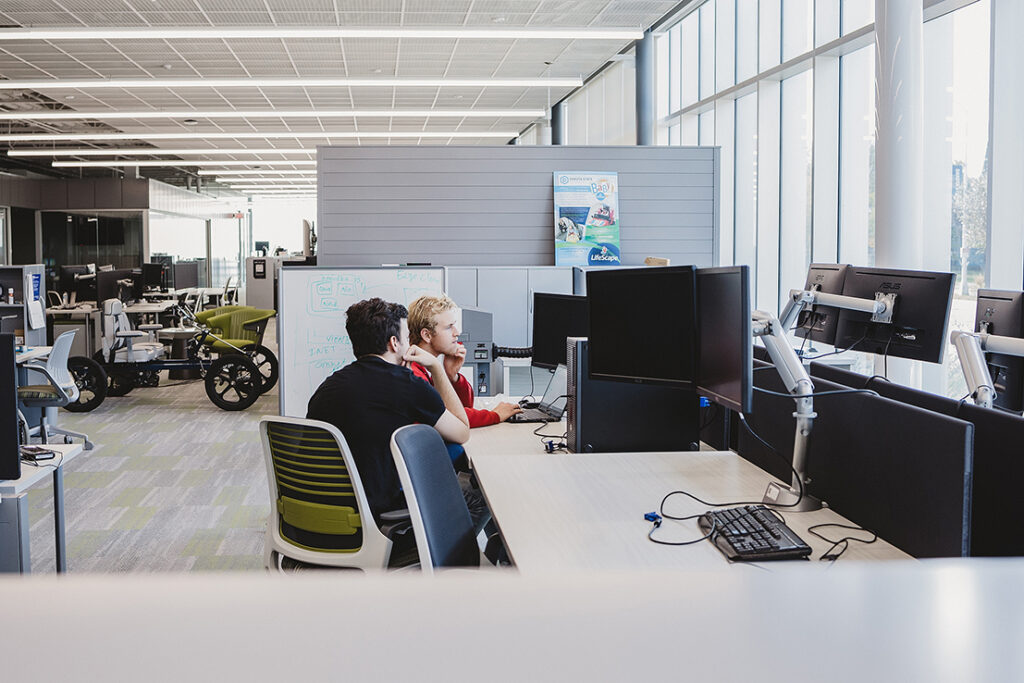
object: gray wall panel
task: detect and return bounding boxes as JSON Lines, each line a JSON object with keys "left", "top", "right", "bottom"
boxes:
{"left": 318, "top": 145, "right": 719, "bottom": 267}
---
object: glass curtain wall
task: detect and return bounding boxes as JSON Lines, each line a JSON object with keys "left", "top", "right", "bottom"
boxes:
{"left": 656, "top": 0, "right": 992, "bottom": 397}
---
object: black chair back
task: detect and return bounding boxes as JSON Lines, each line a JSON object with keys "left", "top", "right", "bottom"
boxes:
{"left": 391, "top": 425, "right": 479, "bottom": 571}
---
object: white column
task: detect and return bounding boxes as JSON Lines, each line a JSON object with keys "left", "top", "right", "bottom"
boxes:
{"left": 987, "top": 0, "right": 1024, "bottom": 290}
{"left": 873, "top": 0, "right": 924, "bottom": 269}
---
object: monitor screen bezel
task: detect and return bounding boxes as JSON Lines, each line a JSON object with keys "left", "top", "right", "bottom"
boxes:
{"left": 695, "top": 265, "right": 753, "bottom": 414}
{"left": 530, "top": 292, "right": 589, "bottom": 370}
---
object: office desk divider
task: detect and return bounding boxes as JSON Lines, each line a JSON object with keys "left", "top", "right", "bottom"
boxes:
{"left": 277, "top": 266, "right": 446, "bottom": 418}
{"left": 808, "top": 361, "right": 1024, "bottom": 557}
{"left": 739, "top": 360, "right": 973, "bottom": 558}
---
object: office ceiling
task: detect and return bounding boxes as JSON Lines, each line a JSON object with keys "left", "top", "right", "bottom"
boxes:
{"left": 0, "top": 0, "right": 674, "bottom": 195}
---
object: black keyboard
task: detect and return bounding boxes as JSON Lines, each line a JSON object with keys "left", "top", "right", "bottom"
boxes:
{"left": 698, "top": 505, "right": 812, "bottom": 562}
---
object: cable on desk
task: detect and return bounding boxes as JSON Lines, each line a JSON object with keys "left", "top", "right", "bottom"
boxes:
{"left": 19, "top": 450, "right": 64, "bottom": 471}
{"left": 806, "top": 523, "right": 878, "bottom": 563}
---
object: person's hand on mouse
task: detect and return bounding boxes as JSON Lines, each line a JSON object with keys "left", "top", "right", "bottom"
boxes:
{"left": 492, "top": 401, "right": 523, "bottom": 422}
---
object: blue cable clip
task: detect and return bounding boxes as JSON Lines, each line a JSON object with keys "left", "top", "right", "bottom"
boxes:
{"left": 699, "top": 396, "right": 711, "bottom": 408}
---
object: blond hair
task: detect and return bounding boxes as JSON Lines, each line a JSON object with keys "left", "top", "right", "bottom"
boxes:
{"left": 407, "top": 294, "right": 457, "bottom": 344}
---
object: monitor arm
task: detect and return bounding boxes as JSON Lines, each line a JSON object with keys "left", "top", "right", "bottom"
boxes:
{"left": 750, "top": 288, "right": 891, "bottom": 512}
{"left": 779, "top": 288, "right": 895, "bottom": 332}
{"left": 752, "top": 310, "right": 821, "bottom": 512}
{"left": 950, "top": 329, "right": 1024, "bottom": 409}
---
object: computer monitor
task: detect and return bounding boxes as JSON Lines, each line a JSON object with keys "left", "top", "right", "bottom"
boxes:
{"left": 974, "top": 289, "right": 1024, "bottom": 413}
{"left": 531, "top": 293, "right": 589, "bottom": 370}
{"left": 586, "top": 266, "right": 697, "bottom": 388}
{"left": 833, "top": 267, "right": 956, "bottom": 363}
{"left": 96, "top": 269, "right": 135, "bottom": 304}
{"left": 59, "top": 265, "right": 90, "bottom": 294}
{"left": 142, "top": 262, "right": 166, "bottom": 291}
{"left": 174, "top": 261, "right": 200, "bottom": 290}
{"left": 696, "top": 266, "right": 753, "bottom": 414}
{"left": 0, "top": 334, "right": 20, "bottom": 480}
{"left": 794, "top": 263, "right": 849, "bottom": 346}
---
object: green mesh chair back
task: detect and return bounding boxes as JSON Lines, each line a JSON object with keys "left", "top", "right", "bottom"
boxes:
{"left": 260, "top": 417, "right": 394, "bottom": 570}
{"left": 194, "top": 305, "right": 251, "bottom": 327}
{"left": 264, "top": 419, "right": 363, "bottom": 552}
{"left": 202, "top": 308, "right": 275, "bottom": 353}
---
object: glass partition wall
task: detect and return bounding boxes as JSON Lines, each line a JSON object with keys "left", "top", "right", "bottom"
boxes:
{"left": 41, "top": 210, "right": 145, "bottom": 293}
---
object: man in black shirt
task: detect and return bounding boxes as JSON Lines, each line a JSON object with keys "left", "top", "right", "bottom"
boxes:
{"left": 306, "top": 298, "right": 483, "bottom": 555}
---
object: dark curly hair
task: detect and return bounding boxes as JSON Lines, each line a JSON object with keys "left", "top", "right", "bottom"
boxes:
{"left": 346, "top": 297, "right": 408, "bottom": 357}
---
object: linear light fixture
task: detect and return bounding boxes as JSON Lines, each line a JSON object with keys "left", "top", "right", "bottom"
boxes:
{"left": 10, "top": 147, "right": 313, "bottom": 157}
{"left": 222, "top": 178, "right": 317, "bottom": 183}
{"left": 0, "top": 27, "right": 642, "bottom": 41}
{"left": 50, "top": 160, "right": 317, "bottom": 168}
{"left": 0, "top": 77, "right": 582, "bottom": 91}
{"left": 0, "top": 130, "right": 517, "bottom": 142}
{"left": 199, "top": 169, "right": 315, "bottom": 176}
{"left": 0, "top": 108, "right": 546, "bottom": 122}
{"left": 230, "top": 185, "right": 317, "bottom": 190}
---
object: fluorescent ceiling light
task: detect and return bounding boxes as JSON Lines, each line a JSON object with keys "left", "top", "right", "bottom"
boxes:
{"left": 0, "top": 108, "right": 545, "bottom": 122}
{"left": 0, "top": 130, "right": 517, "bottom": 142}
{"left": 10, "top": 147, "right": 313, "bottom": 157}
{"left": 200, "top": 169, "right": 315, "bottom": 176}
{"left": 50, "top": 159, "right": 317, "bottom": 168}
{"left": 222, "top": 179, "right": 317, "bottom": 184}
{"left": 0, "top": 27, "right": 642, "bottom": 41}
{"left": 231, "top": 185, "right": 317, "bottom": 191}
{"left": 0, "top": 77, "right": 582, "bottom": 91}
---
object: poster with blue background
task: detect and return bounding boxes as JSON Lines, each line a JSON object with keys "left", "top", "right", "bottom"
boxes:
{"left": 553, "top": 172, "right": 621, "bottom": 266}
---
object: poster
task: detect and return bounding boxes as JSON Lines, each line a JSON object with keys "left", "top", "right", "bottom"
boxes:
{"left": 553, "top": 172, "right": 621, "bottom": 266}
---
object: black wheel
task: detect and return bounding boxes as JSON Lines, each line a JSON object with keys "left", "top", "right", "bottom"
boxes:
{"left": 66, "top": 356, "right": 108, "bottom": 412}
{"left": 107, "top": 370, "right": 136, "bottom": 397}
{"left": 141, "top": 369, "right": 161, "bottom": 387}
{"left": 248, "top": 344, "right": 279, "bottom": 393}
{"left": 205, "top": 354, "right": 260, "bottom": 411}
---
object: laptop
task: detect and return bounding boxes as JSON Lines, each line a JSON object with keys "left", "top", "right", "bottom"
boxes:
{"left": 508, "top": 364, "right": 568, "bottom": 423}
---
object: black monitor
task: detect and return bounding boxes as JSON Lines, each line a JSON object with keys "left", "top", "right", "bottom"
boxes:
{"left": 0, "top": 334, "right": 20, "bottom": 480}
{"left": 59, "top": 265, "right": 90, "bottom": 294}
{"left": 586, "top": 266, "right": 697, "bottom": 388}
{"left": 794, "top": 263, "right": 849, "bottom": 346}
{"left": 531, "top": 293, "right": 589, "bottom": 370}
{"left": 696, "top": 266, "right": 753, "bottom": 414}
{"left": 833, "top": 267, "right": 956, "bottom": 363}
{"left": 96, "top": 269, "right": 135, "bottom": 304}
{"left": 142, "top": 262, "right": 166, "bottom": 291}
{"left": 174, "top": 261, "right": 200, "bottom": 290}
{"left": 974, "top": 289, "right": 1024, "bottom": 413}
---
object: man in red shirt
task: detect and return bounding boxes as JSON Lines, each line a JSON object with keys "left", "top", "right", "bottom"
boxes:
{"left": 406, "top": 294, "right": 522, "bottom": 426}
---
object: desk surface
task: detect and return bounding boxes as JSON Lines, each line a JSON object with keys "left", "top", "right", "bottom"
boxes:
{"left": 2, "top": 562, "right": 1022, "bottom": 681}
{"left": 124, "top": 301, "right": 176, "bottom": 314}
{"left": 468, "top": 424, "right": 909, "bottom": 572}
{"left": 0, "top": 444, "right": 82, "bottom": 495}
{"left": 15, "top": 346, "right": 50, "bottom": 364}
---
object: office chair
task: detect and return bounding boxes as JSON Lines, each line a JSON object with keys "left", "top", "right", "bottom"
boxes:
{"left": 17, "top": 330, "right": 94, "bottom": 450}
{"left": 47, "top": 290, "right": 63, "bottom": 308}
{"left": 260, "top": 416, "right": 409, "bottom": 572}
{"left": 222, "top": 276, "right": 239, "bottom": 306}
{"left": 99, "top": 299, "right": 165, "bottom": 363}
{"left": 390, "top": 424, "right": 481, "bottom": 574}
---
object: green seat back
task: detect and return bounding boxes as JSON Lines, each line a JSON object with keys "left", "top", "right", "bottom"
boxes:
{"left": 265, "top": 420, "right": 364, "bottom": 552}
{"left": 202, "top": 308, "right": 275, "bottom": 351}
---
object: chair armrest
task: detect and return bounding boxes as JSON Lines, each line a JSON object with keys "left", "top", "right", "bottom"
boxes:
{"left": 115, "top": 330, "right": 147, "bottom": 338}
{"left": 379, "top": 509, "right": 410, "bottom": 522}
{"left": 138, "top": 324, "right": 163, "bottom": 332}
{"left": 19, "top": 363, "right": 72, "bottom": 400}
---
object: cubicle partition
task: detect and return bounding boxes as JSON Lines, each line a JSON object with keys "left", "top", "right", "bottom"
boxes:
{"left": 316, "top": 145, "right": 719, "bottom": 268}
{"left": 808, "top": 361, "right": 1024, "bottom": 557}
{"left": 739, "top": 360, "right": 974, "bottom": 558}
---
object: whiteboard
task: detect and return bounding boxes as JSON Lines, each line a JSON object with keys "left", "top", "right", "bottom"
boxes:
{"left": 277, "top": 266, "right": 446, "bottom": 417}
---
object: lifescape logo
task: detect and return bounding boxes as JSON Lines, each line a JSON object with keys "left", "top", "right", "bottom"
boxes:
{"left": 559, "top": 175, "right": 570, "bottom": 184}
{"left": 588, "top": 243, "right": 621, "bottom": 265}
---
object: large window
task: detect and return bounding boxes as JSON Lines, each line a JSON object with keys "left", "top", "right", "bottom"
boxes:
{"left": 651, "top": 0, "right": 997, "bottom": 399}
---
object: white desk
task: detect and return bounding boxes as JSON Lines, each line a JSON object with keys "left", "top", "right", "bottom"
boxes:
{"left": 467, "top": 423, "right": 909, "bottom": 573}
{"left": 2, "top": 562, "right": 1022, "bottom": 681}
{"left": 0, "top": 443, "right": 83, "bottom": 573}
{"left": 124, "top": 300, "right": 176, "bottom": 316}
{"left": 15, "top": 346, "right": 50, "bottom": 365}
